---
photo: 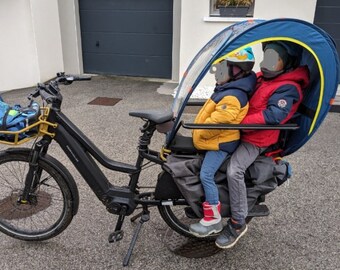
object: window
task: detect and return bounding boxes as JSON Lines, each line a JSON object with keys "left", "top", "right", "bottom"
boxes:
{"left": 210, "top": 0, "right": 255, "bottom": 17}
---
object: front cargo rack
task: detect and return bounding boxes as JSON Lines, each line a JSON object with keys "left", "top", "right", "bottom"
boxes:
{"left": 0, "top": 107, "right": 57, "bottom": 145}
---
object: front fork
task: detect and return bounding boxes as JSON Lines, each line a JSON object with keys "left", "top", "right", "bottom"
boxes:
{"left": 20, "top": 137, "right": 51, "bottom": 203}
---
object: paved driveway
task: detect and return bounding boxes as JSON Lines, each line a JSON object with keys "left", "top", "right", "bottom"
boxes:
{"left": 0, "top": 76, "right": 339, "bottom": 269}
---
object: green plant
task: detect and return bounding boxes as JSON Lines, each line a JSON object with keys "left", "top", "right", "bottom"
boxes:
{"left": 216, "top": 0, "right": 253, "bottom": 7}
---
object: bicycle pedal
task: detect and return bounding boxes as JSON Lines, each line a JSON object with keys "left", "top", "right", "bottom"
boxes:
{"left": 108, "top": 230, "right": 124, "bottom": 243}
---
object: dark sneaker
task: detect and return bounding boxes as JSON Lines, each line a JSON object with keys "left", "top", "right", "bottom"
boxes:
{"left": 215, "top": 219, "right": 248, "bottom": 249}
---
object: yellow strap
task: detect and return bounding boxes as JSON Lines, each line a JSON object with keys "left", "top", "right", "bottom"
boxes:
{"left": 160, "top": 146, "right": 171, "bottom": 161}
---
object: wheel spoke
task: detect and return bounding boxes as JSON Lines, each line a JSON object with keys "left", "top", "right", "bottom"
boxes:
{"left": 0, "top": 182, "right": 16, "bottom": 191}
{"left": 5, "top": 162, "right": 23, "bottom": 186}
{"left": 0, "top": 171, "right": 18, "bottom": 191}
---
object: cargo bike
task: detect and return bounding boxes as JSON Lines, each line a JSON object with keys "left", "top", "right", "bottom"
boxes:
{"left": 0, "top": 19, "right": 338, "bottom": 266}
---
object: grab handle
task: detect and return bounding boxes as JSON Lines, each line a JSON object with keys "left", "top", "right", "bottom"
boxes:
{"left": 182, "top": 123, "right": 299, "bottom": 130}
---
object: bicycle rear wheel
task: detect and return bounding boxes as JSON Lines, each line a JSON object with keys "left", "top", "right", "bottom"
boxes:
{"left": 158, "top": 204, "right": 197, "bottom": 238}
{"left": 0, "top": 150, "right": 75, "bottom": 241}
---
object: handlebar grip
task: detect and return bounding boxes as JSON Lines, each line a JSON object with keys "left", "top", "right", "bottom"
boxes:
{"left": 40, "top": 89, "right": 56, "bottom": 103}
{"left": 73, "top": 75, "right": 92, "bottom": 81}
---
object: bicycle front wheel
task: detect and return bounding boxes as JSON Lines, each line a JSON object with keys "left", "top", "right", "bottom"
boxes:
{"left": 0, "top": 150, "right": 75, "bottom": 241}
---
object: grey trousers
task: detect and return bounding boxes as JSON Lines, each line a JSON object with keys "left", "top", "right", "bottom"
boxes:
{"left": 226, "top": 141, "right": 264, "bottom": 222}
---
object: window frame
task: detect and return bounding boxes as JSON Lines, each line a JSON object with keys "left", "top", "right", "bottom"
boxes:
{"left": 209, "top": 0, "right": 255, "bottom": 18}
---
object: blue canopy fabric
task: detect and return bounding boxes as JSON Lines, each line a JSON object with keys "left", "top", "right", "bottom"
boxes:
{"left": 168, "top": 18, "right": 339, "bottom": 156}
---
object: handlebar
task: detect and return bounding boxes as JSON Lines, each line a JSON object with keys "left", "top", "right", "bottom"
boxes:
{"left": 28, "top": 72, "right": 92, "bottom": 108}
{"left": 55, "top": 72, "right": 92, "bottom": 84}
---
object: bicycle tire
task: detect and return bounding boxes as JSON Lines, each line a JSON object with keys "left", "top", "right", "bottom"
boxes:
{"left": 158, "top": 204, "right": 197, "bottom": 238}
{"left": 0, "top": 150, "right": 75, "bottom": 241}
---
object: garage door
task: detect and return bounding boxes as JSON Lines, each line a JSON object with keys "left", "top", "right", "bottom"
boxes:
{"left": 79, "top": 0, "right": 173, "bottom": 79}
{"left": 314, "top": 0, "right": 340, "bottom": 58}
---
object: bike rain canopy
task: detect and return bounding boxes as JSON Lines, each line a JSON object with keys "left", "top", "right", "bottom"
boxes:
{"left": 168, "top": 18, "right": 339, "bottom": 156}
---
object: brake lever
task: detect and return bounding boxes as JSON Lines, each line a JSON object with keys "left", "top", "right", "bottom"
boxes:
{"left": 28, "top": 83, "right": 45, "bottom": 100}
{"left": 57, "top": 72, "right": 65, "bottom": 77}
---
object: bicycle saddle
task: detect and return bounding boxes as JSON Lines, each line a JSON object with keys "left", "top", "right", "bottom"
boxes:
{"left": 129, "top": 109, "right": 173, "bottom": 124}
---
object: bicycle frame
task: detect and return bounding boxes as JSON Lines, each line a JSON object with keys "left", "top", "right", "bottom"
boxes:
{"left": 31, "top": 107, "right": 175, "bottom": 218}
{"left": 8, "top": 74, "right": 300, "bottom": 266}
{"left": 14, "top": 78, "right": 188, "bottom": 266}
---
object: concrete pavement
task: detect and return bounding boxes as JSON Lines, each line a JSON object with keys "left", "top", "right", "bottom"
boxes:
{"left": 0, "top": 75, "right": 339, "bottom": 270}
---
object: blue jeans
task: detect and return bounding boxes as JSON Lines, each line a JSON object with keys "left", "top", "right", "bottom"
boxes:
{"left": 200, "top": 150, "right": 229, "bottom": 205}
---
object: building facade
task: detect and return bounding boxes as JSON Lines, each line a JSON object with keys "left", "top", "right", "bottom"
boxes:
{"left": 1, "top": 0, "right": 339, "bottom": 92}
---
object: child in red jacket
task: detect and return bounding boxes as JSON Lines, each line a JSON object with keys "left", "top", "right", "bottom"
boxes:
{"left": 215, "top": 41, "right": 310, "bottom": 249}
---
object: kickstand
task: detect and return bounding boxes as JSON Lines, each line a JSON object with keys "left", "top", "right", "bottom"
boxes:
{"left": 130, "top": 211, "right": 143, "bottom": 223}
{"left": 123, "top": 207, "right": 150, "bottom": 267}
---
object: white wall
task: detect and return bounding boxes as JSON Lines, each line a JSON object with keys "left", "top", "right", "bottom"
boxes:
{"left": 30, "top": 0, "right": 64, "bottom": 82}
{"left": 172, "top": 0, "right": 182, "bottom": 81}
{"left": 0, "top": 0, "right": 63, "bottom": 92}
{"left": 0, "top": 1, "right": 39, "bottom": 91}
{"left": 0, "top": 0, "right": 318, "bottom": 91}
{"left": 254, "top": 0, "right": 317, "bottom": 21}
{"left": 58, "top": 0, "right": 83, "bottom": 75}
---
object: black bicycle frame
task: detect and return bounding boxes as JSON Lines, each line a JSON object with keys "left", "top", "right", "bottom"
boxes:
{"left": 41, "top": 108, "right": 161, "bottom": 216}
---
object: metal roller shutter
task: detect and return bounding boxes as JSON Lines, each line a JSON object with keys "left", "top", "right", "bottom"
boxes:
{"left": 79, "top": 0, "right": 173, "bottom": 78}
{"left": 314, "top": 0, "right": 340, "bottom": 58}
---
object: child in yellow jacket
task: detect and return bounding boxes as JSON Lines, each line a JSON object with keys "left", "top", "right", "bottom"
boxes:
{"left": 189, "top": 47, "right": 256, "bottom": 237}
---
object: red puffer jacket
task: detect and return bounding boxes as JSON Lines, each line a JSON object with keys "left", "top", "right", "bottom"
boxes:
{"left": 241, "top": 66, "right": 310, "bottom": 147}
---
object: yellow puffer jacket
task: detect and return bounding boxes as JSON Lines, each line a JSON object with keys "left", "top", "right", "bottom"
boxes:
{"left": 193, "top": 72, "right": 256, "bottom": 153}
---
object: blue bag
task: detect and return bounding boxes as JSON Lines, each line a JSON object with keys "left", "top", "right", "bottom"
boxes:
{"left": 0, "top": 100, "right": 40, "bottom": 141}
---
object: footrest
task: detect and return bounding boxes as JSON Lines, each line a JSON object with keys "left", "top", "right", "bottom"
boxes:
{"left": 247, "top": 204, "right": 270, "bottom": 217}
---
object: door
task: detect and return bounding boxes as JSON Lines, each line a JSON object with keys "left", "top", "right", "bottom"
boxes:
{"left": 79, "top": 0, "right": 173, "bottom": 78}
{"left": 314, "top": 0, "right": 340, "bottom": 58}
